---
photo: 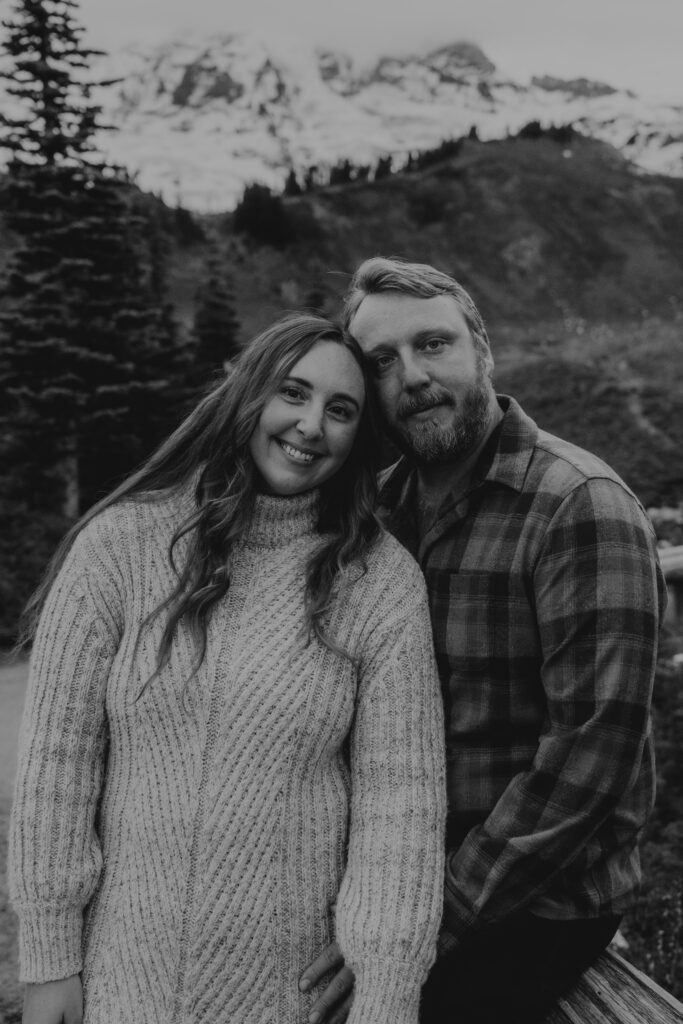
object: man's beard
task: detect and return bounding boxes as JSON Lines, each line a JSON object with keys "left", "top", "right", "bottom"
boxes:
{"left": 386, "top": 366, "right": 492, "bottom": 466}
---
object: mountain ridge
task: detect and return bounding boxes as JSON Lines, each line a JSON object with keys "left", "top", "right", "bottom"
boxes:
{"left": 8, "top": 31, "right": 674, "bottom": 212}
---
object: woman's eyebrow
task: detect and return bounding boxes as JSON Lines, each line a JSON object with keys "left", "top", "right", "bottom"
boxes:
{"left": 330, "top": 392, "right": 361, "bottom": 409}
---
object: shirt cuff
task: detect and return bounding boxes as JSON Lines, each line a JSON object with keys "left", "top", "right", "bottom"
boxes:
{"left": 17, "top": 903, "right": 83, "bottom": 983}
{"left": 442, "top": 878, "right": 477, "bottom": 946}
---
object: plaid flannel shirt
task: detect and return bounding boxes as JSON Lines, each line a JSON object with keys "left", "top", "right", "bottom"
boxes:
{"left": 379, "top": 396, "right": 666, "bottom": 948}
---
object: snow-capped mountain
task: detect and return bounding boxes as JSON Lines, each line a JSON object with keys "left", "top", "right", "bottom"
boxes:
{"left": 14, "top": 33, "right": 683, "bottom": 211}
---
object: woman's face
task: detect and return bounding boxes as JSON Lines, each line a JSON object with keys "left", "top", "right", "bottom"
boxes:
{"left": 249, "top": 340, "right": 366, "bottom": 496}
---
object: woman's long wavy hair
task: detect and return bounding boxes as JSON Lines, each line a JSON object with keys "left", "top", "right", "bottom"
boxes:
{"left": 20, "top": 313, "right": 382, "bottom": 675}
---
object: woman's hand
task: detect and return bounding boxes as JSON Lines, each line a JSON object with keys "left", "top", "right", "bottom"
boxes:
{"left": 23, "top": 976, "right": 83, "bottom": 1024}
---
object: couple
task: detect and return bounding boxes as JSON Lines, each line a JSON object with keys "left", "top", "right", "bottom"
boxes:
{"left": 10, "top": 257, "right": 665, "bottom": 1024}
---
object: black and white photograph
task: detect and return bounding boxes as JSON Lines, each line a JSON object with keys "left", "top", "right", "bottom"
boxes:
{"left": 1, "top": 1, "right": 682, "bottom": 1022}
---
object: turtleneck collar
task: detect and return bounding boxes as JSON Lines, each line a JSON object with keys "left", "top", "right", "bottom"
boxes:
{"left": 242, "top": 488, "right": 320, "bottom": 549}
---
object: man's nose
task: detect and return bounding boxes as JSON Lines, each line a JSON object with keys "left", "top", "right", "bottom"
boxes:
{"left": 296, "top": 406, "right": 324, "bottom": 440}
{"left": 400, "top": 353, "right": 431, "bottom": 389}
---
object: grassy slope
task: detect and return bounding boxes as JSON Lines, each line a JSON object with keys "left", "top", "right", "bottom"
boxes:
{"left": 492, "top": 317, "right": 683, "bottom": 506}
{"left": 191, "top": 133, "right": 683, "bottom": 337}
{"left": 164, "top": 133, "right": 683, "bottom": 505}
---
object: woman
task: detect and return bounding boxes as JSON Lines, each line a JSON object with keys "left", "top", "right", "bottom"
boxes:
{"left": 9, "top": 314, "right": 446, "bottom": 1024}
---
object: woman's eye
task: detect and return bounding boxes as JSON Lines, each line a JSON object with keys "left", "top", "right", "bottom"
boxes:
{"left": 280, "top": 385, "right": 304, "bottom": 401}
{"left": 328, "top": 404, "right": 352, "bottom": 420}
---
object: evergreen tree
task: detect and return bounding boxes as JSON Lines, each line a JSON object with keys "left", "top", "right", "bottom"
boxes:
{"left": 303, "top": 165, "right": 318, "bottom": 191}
{"left": 191, "top": 248, "right": 241, "bottom": 388}
{"left": 68, "top": 182, "right": 191, "bottom": 510}
{"left": 374, "top": 154, "right": 393, "bottom": 180}
{"left": 283, "top": 169, "right": 302, "bottom": 197}
{"left": 328, "top": 159, "right": 353, "bottom": 186}
{"left": 0, "top": 0, "right": 188, "bottom": 637}
{"left": 0, "top": 0, "right": 107, "bottom": 170}
{"left": 233, "top": 183, "right": 293, "bottom": 248}
{"left": 173, "top": 204, "right": 206, "bottom": 247}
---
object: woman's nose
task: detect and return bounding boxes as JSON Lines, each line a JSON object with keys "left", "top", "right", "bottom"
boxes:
{"left": 296, "top": 408, "right": 324, "bottom": 440}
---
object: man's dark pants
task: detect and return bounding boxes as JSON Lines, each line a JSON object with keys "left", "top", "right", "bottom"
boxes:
{"left": 420, "top": 910, "right": 620, "bottom": 1024}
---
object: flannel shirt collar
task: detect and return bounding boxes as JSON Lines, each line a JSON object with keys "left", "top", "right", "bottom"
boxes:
{"left": 477, "top": 395, "right": 539, "bottom": 492}
{"left": 377, "top": 396, "right": 539, "bottom": 551}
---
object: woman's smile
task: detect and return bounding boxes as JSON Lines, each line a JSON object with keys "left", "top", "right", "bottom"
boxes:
{"left": 276, "top": 438, "right": 322, "bottom": 464}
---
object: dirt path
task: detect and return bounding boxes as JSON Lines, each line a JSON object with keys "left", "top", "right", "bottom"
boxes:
{"left": 0, "top": 658, "right": 28, "bottom": 801}
{"left": 0, "top": 659, "right": 27, "bottom": 1022}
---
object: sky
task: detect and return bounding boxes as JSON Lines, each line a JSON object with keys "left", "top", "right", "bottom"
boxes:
{"left": 70, "top": 0, "right": 683, "bottom": 103}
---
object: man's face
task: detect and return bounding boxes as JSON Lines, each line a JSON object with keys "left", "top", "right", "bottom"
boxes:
{"left": 348, "top": 292, "right": 495, "bottom": 465}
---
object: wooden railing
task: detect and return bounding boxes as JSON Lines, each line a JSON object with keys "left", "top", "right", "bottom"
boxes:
{"left": 659, "top": 544, "right": 683, "bottom": 631}
{"left": 544, "top": 949, "right": 683, "bottom": 1023}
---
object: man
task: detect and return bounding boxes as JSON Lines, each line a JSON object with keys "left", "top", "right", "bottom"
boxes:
{"left": 299, "top": 257, "right": 666, "bottom": 1024}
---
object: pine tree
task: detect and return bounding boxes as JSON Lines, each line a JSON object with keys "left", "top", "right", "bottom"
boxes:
{"left": 0, "top": 0, "right": 107, "bottom": 169}
{"left": 0, "top": 0, "right": 109, "bottom": 516}
{"left": 233, "top": 183, "right": 293, "bottom": 248}
{"left": 0, "top": 0, "right": 188, "bottom": 636}
{"left": 283, "top": 169, "right": 302, "bottom": 197}
{"left": 374, "top": 154, "right": 393, "bottom": 180}
{"left": 328, "top": 159, "right": 353, "bottom": 186}
{"left": 0, "top": 1, "right": 190, "bottom": 504}
{"left": 191, "top": 248, "right": 241, "bottom": 389}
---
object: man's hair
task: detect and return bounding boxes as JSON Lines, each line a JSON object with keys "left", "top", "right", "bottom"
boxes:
{"left": 342, "top": 256, "right": 490, "bottom": 350}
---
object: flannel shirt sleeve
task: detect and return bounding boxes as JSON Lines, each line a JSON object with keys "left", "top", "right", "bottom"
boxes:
{"left": 442, "top": 476, "right": 665, "bottom": 946}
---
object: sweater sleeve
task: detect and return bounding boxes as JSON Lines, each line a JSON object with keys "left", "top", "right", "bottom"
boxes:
{"left": 335, "top": 558, "right": 446, "bottom": 1024}
{"left": 9, "top": 524, "right": 123, "bottom": 982}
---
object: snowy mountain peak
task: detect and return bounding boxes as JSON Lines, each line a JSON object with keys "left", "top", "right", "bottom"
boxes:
{"left": 425, "top": 42, "right": 497, "bottom": 78}
{"left": 2, "top": 32, "right": 681, "bottom": 211}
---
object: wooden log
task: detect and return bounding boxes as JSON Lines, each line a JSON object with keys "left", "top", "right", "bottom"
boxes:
{"left": 544, "top": 949, "right": 683, "bottom": 1023}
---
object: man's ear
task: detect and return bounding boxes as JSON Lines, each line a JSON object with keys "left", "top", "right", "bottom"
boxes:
{"left": 476, "top": 335, "right": 495, "bottom": 377}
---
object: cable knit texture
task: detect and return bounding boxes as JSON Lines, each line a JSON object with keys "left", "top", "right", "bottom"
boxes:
{"left": 9, "top": 485, "right": 446, "bottom": 1024}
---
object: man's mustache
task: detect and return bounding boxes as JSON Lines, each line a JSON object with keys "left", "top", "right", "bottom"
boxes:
{"left": 396, "top": 389, "right": 454, "bottom": 420}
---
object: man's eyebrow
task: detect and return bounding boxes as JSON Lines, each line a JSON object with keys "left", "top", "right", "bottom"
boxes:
{"left": 412, "top": 326, "right": 458, "bottom": 342}
{"left": 283, "top": 375, "right": 361, "bottom": 409}
{"left": 362, "top": 325, "right": 458, "bottom": 354}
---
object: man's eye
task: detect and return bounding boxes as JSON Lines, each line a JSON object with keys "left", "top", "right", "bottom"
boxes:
{"left": 422, "top": 338, "right": 446, "bottom": 352}
{"left": 372, "top": 355, "right": 394, "bottom": 374}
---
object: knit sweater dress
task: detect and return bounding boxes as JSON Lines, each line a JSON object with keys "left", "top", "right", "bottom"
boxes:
{"left": 9, "top": 485, "right": 446, "bottom": 1024}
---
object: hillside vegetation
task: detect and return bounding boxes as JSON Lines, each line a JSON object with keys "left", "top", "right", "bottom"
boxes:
{"left": 3, "top": 129, "right": 683, "bottom": 512}
{"left": 196, "top": 132, "right": 683, "bottom": 327}
{"left": 163, "top": 130, "right": 683, "bottom": 505}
